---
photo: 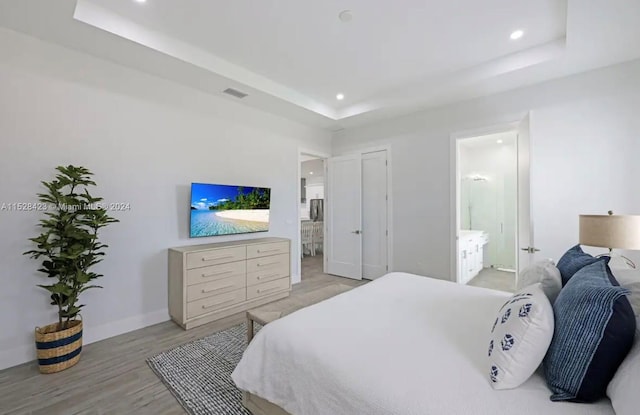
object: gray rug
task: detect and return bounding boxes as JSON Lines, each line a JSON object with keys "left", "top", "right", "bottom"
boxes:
{"left": 147, "top": 323, "right": 256, "bottom": 415}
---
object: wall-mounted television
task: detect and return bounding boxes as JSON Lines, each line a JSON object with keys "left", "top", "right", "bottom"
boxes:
{"left": 190, "top": 183, "right": 271, "bottom": 238}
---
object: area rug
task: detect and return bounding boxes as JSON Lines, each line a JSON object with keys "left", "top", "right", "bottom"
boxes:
{"left": 147, "top": 323, "right": 257, "bottom": 415}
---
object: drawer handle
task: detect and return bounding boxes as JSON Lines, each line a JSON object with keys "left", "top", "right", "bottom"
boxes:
{"left": 257, "top": 261, "right": 279, "bottom": 267}
{"left": 202, "top": 297, "right": 236, "bottom": 309}
{"left": 257, "top": 248, "right": 280, "bottom": 254}
{"left": 202, "top": 255, "right": 234, "bottom": 262}
{"left": 257, "top": 273, "right": 280, "bottom": 281}
{"left": 201, "top": 270, "right": 233, "bottom": 278}
{"left": 257, "top": 286, "right": 282, "bottom": 295}
{"left": 202, "top": 284, "right": 234, "bottom": 294}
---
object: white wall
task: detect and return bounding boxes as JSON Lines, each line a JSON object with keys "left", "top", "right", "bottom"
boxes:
{"left": 334, "top": 58, "right": 640, "bottom": 280}
{"left": 0, "top": 29, "right": 331, "bottom": 370}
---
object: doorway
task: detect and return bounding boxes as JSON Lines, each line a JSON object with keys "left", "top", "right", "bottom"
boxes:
{"left": 457, "top": 132, "right": 518, "bottom": 292}
{"left": 299, "top": 153, "right": 327, "bottom": 283}
{"left": 452, "top": 115, "right": 534, "bottom": 292}
{"left": 326, "top": 148, "right": 391, "bottom": 280}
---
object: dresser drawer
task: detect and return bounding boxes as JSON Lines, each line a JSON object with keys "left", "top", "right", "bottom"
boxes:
{"left": 247, "top": 277, "right": 290, "bottom": 300}
{"left": 186, "top": 274, "right": 245, "bottom": 302}
{"left": 186, "top": 261, "right": 246, "bottom": 286}
{"left": 247, "top": 241, "right": 289, "bottom": 259}
{"left": 246, "top": 253, "right": 289, "bottom": 273}
{"left": 247, "top": 254, "right": 289, "bottom": 286}
{"left": 187, "top": 288, "right": 246, "bottom": 319}
{"left": 247, "top": 266, "right": 289, "bottom": 286}
{"left": 186, "top": 246, "right": 246, "bottom": 269}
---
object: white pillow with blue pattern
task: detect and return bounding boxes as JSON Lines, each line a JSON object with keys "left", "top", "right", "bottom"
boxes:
{"left": 488, "top": 283, "right": 554, "bottom": 390}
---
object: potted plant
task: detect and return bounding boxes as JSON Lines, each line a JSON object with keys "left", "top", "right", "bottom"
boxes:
{"left": 24, "top": 165, "right": 118, "bottom": 373}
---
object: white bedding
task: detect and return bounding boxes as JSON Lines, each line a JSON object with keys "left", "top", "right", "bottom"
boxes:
{"left": 232, "top": 272, "right": 614, "bottom": 415}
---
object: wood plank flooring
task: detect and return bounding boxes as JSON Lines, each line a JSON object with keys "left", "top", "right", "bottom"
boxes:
{"left": 467, "top": 268, "right": 516, "bottom": 292}
{"left": 0, "top": 255, "right": 365, "bottom": 415}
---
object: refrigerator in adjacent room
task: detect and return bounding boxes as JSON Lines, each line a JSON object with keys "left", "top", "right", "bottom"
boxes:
{"left": 309, "top": 199, "right": 323, "bottom": 221}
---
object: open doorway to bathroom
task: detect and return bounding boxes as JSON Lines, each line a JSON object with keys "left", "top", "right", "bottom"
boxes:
{"left": 456, "top": 131, "right": 518, "bottom": 292}
{"left": 299, "top": 154, "right": 326, "bottom": 282}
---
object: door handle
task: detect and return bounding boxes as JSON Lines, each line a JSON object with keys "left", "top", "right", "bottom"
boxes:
{"left": 520, "top": 247, "right": 540, "bottom": 253}
{"left": 351, "top": 230, "right": 361, "bottom": 234}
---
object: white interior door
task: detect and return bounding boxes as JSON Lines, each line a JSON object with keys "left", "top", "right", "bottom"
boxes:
{"left": 327, "top": 154, "right": 362, "bottom": 279}
{"left": 362, "top": 150, "right": 388, "bottom": 279}
{"left": 517, "top": 115, "right": 535, "bottom": 277}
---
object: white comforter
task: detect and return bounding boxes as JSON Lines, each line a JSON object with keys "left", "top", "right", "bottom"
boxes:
{"left": 232, "top": 272, "right": 614, "bottom": 415}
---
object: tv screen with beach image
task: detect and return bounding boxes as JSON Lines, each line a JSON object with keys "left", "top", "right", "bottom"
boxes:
{"left": 190, "top": 183, "right": 271, "bottom": 238}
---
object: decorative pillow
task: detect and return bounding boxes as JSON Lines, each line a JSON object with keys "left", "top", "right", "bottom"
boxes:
{"left": 612, "top": 269, "right": 640, "bottom": 316}
{"left": 607, "top": 317, "right": 640, "bottom": 415}
{"left": 517, "top": 259, "right": 562, "bottom": 304}
{"left": 556, "top": 244, "right": 608, "bottom": 286}
{"left": 487, "top": 283, "right": 554, "bottom": 390}
{"left": 543, "top": 261, "right": 636, "bottom": 402}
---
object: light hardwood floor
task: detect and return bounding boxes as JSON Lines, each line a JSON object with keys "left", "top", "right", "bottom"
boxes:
{"left": 467, "top": 268, "right": 516, "bottom": 292}
{"left": 0, "top": 256, "right": 364, "bottom": 415}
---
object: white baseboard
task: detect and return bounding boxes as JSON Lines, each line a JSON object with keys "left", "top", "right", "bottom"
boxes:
{"left": 83, "top": 308, "right": 169, "bottom": 345}
{"left": 0, "top": 309, "right": 169, "bottom": 371}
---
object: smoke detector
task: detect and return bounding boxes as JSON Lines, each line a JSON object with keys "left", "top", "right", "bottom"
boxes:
{"left": 339, "top": 10, "right": 353, "bottom": 22}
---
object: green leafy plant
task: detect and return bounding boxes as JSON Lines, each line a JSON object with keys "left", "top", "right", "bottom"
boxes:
{"left": 214, "top": 187, "right": 270, "bottom": 210}
{"left": 24, "top": 165, "right": 119, "bottom": 331}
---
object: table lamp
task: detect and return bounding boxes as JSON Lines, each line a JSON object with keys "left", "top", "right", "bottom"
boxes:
{"left": 579, "top": 211, "right": 640, "bottom": 269}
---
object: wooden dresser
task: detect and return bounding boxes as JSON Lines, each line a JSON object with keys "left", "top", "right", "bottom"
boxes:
{"left": 168, "top": 237, "right": 291, "bottom": 329}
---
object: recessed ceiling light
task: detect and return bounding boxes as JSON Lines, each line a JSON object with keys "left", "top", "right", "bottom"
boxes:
{"left": 510, "top": 30, "right": 524, "bottom": 40}
{"left": 135, "top": 0, "right": 147, "bottom": 3}
{"left": 336, "top": 93, "right": 345, "bottom": 100}
{"left": 309, "top": 172, "right": 314, "bottom": 175}
{"left": 497, "top": 139, "right": 504, "bottom": 144}
{"left": 339, "top": 10, "right": 353, "bottom": 22}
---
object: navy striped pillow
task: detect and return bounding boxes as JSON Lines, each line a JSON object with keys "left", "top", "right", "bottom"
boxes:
{"left": 556, "top": 244, "right": 608, "bottom": 286}
{"left": 544, "top": 261, "right": 635, "bottom": 402}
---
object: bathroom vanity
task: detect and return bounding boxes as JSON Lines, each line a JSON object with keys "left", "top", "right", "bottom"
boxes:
{"left": 459, "top": 230, "right": 489, "bottom": 284}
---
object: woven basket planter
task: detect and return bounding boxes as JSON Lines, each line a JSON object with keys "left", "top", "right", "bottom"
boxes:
{"left": 35, "top": 319, "right": 83, "bottom": 374}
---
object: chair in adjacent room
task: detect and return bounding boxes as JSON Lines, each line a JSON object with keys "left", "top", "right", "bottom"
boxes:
{"left": 301, "top": 221, "right": 314, "bottom": 257}
{"left": 312, "top": 221, "right": 324, "bottom": 256}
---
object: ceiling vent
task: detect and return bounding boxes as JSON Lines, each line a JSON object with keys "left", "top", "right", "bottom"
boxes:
{"left": 222, "top": 88, "right": 248, "bottom": 99}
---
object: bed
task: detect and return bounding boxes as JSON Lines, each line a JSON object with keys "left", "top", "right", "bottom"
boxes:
{"left": 231, "top": 272, "right": 615, "bottom": 415}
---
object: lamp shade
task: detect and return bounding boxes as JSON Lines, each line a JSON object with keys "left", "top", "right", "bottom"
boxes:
{"left": 579, "top": 215, "right": 640, "bottom": 250}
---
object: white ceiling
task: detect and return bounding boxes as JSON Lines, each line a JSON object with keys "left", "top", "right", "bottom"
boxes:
{"left": 1, "top": 0, "right": 640, "bottom": 130}
{"left": 300, "top": 154, "right": 321, "bottom": 163}
{"left": 459, "top": 131, "right": 517, "bottom": 149}
{"left": 301, "top": 159, "right": 325, "bottom": 179}
{"left": 80, "top": 0, "right": 567, "bottom": 108}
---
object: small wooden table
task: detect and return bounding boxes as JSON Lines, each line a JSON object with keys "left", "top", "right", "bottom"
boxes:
{"left": 246, "top": 283, "right": 353, "bottom": 342}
